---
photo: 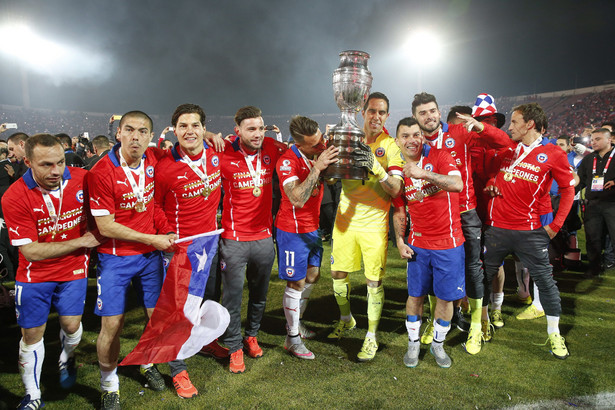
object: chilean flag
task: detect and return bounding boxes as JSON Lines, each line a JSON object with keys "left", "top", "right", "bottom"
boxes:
{"left": 120, "top": 230, "right": 230, "bottom": 366}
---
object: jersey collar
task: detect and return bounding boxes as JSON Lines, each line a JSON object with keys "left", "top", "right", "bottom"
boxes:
{"left": 107, "top": 143, "right": 146, "bottom": 167}
{"left": 171, "top": 141, "right": 210, "bottom": 162}
{"left": 23, "top": 167, "right": 72, "bottom": 190}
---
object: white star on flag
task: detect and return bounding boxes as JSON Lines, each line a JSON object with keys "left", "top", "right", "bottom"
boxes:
{"left": 195, "top": 249, "right": 208, "bottom": 272}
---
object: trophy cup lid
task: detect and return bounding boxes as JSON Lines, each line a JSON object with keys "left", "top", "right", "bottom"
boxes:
{"left": 338, "top": 50, "right": 371, "bottom": 68}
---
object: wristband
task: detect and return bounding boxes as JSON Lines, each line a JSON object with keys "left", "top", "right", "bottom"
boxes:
{"left": 379, "top": 173, "right": 389, "bottom": 183}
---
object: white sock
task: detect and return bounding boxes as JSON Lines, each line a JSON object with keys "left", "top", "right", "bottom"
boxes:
{"left": 19, "top": 338, "right": 44, "bottom": 400}
{"left": 532, "top": 282, "right": 543, "bottom": 311}
{"left": 492, "top": 292, "right": 504, "bottom": 311}
{"left": 59, "top": 323, "right": 82, "bottom": 364}
{"left": 405, "top": 319, "right": 421, "bottom": 342}
{"left": 100, "top": 368, "right": 119, "bottom": 392}
{"left": 433, "top": 319, "right": 450, "bottom": 343}
{"left": 299, "top": 283, "right": 314, "bottom": 318}
{"left": 140, "top": 363, "right": 153, "bottom": 371}
{"left": 365, "top": 331, "right": 376, "bottom": 341}
{"left": 546, "top": 315, "right": 560, "bottom": 335}
{"left": 283, "top": 287, "right": 302, "bottom": 336}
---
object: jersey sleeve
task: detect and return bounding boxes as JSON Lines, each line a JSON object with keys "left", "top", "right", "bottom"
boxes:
{"left": 386, "top": 141, "right": 404, "bottom": 178}
{"left": 276, "top": 155, "right": 299, "bottom": 187}
{"left": 87, "top": 168, "right": 114, "bottom": 216}
{"left": 2, "top": 185, "right": 37, "bottom": 246}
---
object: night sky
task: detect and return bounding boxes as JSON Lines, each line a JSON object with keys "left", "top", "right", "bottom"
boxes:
{"left": 1, "top": 0, "right": 614, "bottom": 117}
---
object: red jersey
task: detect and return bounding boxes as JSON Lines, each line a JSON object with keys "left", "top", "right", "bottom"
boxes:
{"left": 487, "top": 138, "right": 575, "bottom": 232}
{"left": 88, "top": 145, "right": 167, "bottom": 255}
{"left": 155, "top": 143, "right": 222, "bottom": 238}
{"left": 392, "top": 146, "right": 464, "bottom": 250}
{"left": 275, "top": 145, "right": 323, "bottom": 233}
{"left": 424, "top": 122, "right": 511, "bottom": 214}
{"left": 220, "top": 137, "right": 286, "bottom": 241}
{"left": 2, "top": 167, "right": 89, "bottom": 283}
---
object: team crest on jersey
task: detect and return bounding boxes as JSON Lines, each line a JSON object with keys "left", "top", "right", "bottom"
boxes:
{"left": 330, "top": 255, "right": 334, "bottom": 265}
{"left": 97, "top": 297, "right": 103, "bottom": 310}
{"left": 76, "top": 190, "right": 84, "bottom": 203}
{"left": 445, "top": 137, "right": 455, "bottom": 148}
{"left": 424, "top": 163, "right": 434, "bottom": 172}
{"left": 146, "top": 166, "right": 154, "bottom": 177}
{"left": 263, "top": 155, "right": 271, "bottom": 165}
{"left": 536, "top": 153, "right": 548, "bottom": 163}
{"left": 286, "top": 268, "right": 295, "bottom": 277}
{"left": 220, "top": 260, "right": 227, "bottom": 271}
{"left": 163, "top": 256, "right": 170, "bottom": 269}
{"left": 375, "top": 147, "right": 385, "bottom": 157}
{"left": 211, "top": 155, "right": 219, "bottom": 167}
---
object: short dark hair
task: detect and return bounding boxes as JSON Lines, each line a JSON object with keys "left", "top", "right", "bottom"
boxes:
{"left": 446, "top": 106, "right": 472, "bottom": 122}
{"left": 172, "top": 104, "right": 206, "bottom": 127}
{"left": 601, "top": 121, "right": 615, "bottom": 130}
{"left": 512, "top": 103, "right": 548, "bottom": 133}
{"left": 25, "top": 134, "right": 62, "bottom": 160}
{"left": 363, "top": 92, "right": 390, "bottom": 113}
{"left": 412, "top": 92, "right": 438, "bottom": 115}
{"left": 289, "top": 116, "right": 319, "bottom": 144}
{"left": 7, "top": 132, "right": 29, "bottom": 144}
{"left": 396, "top": 117, "right": 419, "bottom": 136}
{"left": 592, "top": 127, "right": 612, "bottom": 135}
{"left": 55, "top": 133, "right": 72, "bottom": 148}
{"left": 556, "top": 135, "right": 571, "bottom": 144}
{"left": 92, "top": 135, "right": 110, "bottom": 150}
{"left": 234, "top": 106, "right": 262, "bottom": 126}
{"left": 119, "top": 111, "right": 153, "bottom": 132}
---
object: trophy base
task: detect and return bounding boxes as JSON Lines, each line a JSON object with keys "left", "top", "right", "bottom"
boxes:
{"left": 322, "top": 164, "right": 368, "bottom": 180}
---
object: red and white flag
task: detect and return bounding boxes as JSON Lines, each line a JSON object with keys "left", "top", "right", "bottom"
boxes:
{"left": 120, "top": 230, "right": 229, "bottom": 366}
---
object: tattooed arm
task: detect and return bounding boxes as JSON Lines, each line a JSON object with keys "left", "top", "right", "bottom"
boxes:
{"left": 284, "top": 145, "right": 339, "bottom": 208}
{"left": 393, "top": 204, "right": 414, "bottom": 259}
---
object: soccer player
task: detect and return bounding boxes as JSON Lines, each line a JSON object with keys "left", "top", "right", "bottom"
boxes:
{"left": 392, "top": 117, "right": 464, "bottom": 368}
{"left": 88, "top": 111, "right": 176, "bottom": 409}
{"left": 154, "top": 103, "right": 228, "bottom": 397}
{"left": 219, "top": 106, "right": 287, "bottom": 373}
{"left": 483, "top": 103, "right": 575, "bottom": 359}
{"left": 328, "top": 92, "right": 404, "bottom": 362}
{"left": 412, "top": 92, "right": 510, "bottom": 355}
{"left": 275, "top": 116, "right": 339, "bottom": 359}
{"left": 3, "top": 134, "right": 101, "bottom": 409}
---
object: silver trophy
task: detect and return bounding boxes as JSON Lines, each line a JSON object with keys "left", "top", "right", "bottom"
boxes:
{"left": 323, "top": 50, "right": 373, "bottom": 180}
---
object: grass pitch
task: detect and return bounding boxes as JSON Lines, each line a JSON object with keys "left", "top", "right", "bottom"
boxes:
{"left": 1, "top": 232, "right": 614, "bottom": 409}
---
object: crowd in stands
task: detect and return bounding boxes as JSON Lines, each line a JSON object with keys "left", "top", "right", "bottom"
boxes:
{"left": 4, "top": 88, "right": 613, "bottom": 144}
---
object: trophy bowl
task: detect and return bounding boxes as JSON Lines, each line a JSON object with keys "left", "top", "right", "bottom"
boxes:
{"left": 323, "top": 50, "right": 373, "bottom": 180}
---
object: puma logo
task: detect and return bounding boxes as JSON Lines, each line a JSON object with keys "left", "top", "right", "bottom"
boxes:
{"left": 230, "top": 161, "right": 240, "bottom": 167}
{"left": 177, "top": 172, "right": 189, "bottom": 180}
{"left": 9, "top": 227, "right": 19, "bottom": 236}
{"left": 33, "top": 206, "right": 45, "bottom": 213}
{"left": 116, "top": 179, "right": 129, "bottom": 187}
{"left": 90, "top": 197, "right": 101, "bottom": 206}
{"left": 457, "top": 286, "right": 463, "bottom": 292}
{"left": 284, "top": 307, "right": 298, "bottom": 312}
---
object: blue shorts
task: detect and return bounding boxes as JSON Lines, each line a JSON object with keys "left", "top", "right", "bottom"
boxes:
{"left": 406, "top": 245, "right": 465, "bottom": 301}
{"left": 276, "top": 228, "right": 323, "bottom": 281}
{"left": 95, "top": 251, "right": 163, "bottom": 316}
{"left": 15, "top": 278, "right": 87, "bottom": 329}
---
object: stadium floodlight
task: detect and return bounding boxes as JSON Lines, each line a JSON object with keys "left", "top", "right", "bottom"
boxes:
{"left": 402, "top": 28, "right": 443, "bottom": 91}
{"left": 0, "top": 24, "right": 69, "bottom": 70}
{"left": 0, "top": 22, "right": 112, "bottom": 86}
{"left": 404, "top": 29, "right": 443, "bottom": 65}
